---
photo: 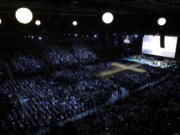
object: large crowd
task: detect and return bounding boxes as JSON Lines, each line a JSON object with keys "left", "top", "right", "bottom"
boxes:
{"left": 71, "top": 72, "right": 180, "bottom": 135}
{"left": 0, "top": 41, "right": 179, "bottom": 135}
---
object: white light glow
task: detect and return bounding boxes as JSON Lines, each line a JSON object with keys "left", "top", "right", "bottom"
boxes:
{"left": 158, "top": 17, "right": 166, "bottom": 26}
{"left": 102, "top": 12, "right": 114, "bottom": 24}
{"left": 35, "top": 20, "right": 41, "bottom": 26}
{"left": 38, "top": 36, "right": 42, "bottom": 40}
{"left": 15, "top": 8, "right": 33, "bottom": 24}
{"left": 134, "top": 34, "right": 138, "bottom": 38}
{"left": 124, "top": 39, "right": 130, "bottom": 44}
{"left": 72, "top": 21, "right": 78, "bottom": 26}
{"left": 142, "top": 35, "right": 177, "bottom": 58}
{"left": 0, "top": 18, "right": 2, "bottom": 24}
{"left": 124, "top": 36, "right": 131, "bottom": 44}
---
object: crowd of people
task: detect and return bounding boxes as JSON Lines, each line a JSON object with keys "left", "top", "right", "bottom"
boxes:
{"left": 70, "top": 72, "right": 180, "bottom": 135}
{"left": 11, "top": 55, "right": 46, "bottom": 72}
{"left": 0, "top": 41, "right": 179, "bottom": 135}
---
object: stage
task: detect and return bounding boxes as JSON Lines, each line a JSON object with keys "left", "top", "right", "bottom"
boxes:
{"left": 122, "top": 55, "right": 176, "bottom": 69}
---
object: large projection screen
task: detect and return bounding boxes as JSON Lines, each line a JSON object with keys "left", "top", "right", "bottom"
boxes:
{"left": 142, "top": 35, "right": 178, "bottom": 58}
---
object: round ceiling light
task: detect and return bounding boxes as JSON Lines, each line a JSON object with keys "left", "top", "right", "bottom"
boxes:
{"left": 72, "top": 21, "right": 78, "bottom": 26}
{"left": 35, "top": 20, "right": 41, "bottom": 26}
{"left": 15, "top": 7, "right": 33, "bottom": 24}
{"left": 158, "top": 17, "right": 166, "bottom": 26}
{"left": 102, "top": 12, "right": 114, "bottom": 24}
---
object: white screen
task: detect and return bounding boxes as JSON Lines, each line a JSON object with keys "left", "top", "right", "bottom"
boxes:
{"left": 142, "top": 35, "right": 178, "bottom": 58}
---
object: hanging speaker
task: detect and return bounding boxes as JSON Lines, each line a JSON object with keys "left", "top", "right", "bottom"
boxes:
{"left": 160, "top": 35, "right": 165, "bottom": 48}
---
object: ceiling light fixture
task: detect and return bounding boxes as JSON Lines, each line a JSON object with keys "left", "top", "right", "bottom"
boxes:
{"left": 15, "top": 7, "right": 33, "bottom": 24}
{"left": 72, "top": 20, "right": 78, "bottom": 26}
{"left": 102, "top": 12, "right": 114, "bottom": 24}
{"left": 158, "top": 17, "right": 167, "bottom": 26}
{"left": 35, "top": 20, "right": 41, "bottom": 26}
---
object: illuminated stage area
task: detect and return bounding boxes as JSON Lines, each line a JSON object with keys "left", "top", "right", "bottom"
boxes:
{"left": 122, "top": 55, "right": 176, "bottom": 69}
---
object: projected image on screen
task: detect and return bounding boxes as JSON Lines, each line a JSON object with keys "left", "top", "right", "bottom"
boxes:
{"left": 142, "top": 35, "right": 178, "bottom": 58}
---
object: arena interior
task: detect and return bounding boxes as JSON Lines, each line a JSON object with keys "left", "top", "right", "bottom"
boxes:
{"left": 0, "top": 0, "right": 180, "bottom": 135}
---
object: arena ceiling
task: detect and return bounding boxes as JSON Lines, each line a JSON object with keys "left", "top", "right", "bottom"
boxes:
{"left": 0, "top": 0, "right": 180, "bottom": 15}
{"left": 1, "top": 0, "right": 180, "bottom": 34}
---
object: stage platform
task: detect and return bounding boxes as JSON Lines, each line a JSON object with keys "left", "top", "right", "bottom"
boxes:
{"left": 122, "top": 55, "right": 176, "bottom": 69}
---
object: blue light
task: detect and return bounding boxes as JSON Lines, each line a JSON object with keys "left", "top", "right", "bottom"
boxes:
{"left": 94, "top": 34, "right": 98, "bottom": 38}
